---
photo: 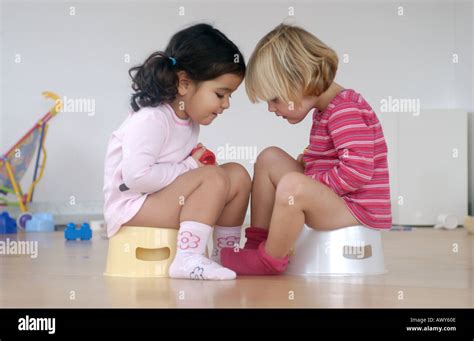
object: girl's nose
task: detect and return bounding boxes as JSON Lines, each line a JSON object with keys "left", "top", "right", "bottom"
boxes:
{"left": 222, "top": 97, "right": 230, "bottom": 109}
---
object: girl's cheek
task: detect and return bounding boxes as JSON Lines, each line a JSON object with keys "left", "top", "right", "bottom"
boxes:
{"left": 281, "top": 104, "right": 292, "bottom": 114}
{"left": 279, "top": 106, "right": 290, "bottom": 116}
{"left": 207, "top": 94, "right": 219, "bottom": 109}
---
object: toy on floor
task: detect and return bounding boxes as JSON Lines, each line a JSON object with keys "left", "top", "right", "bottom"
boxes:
{"left": 434, "top": 213, "right": 458, "bottom": 230}
{"left": 464, "top": 216, "right": 474, "bottom": 234}
{"left": 17, "top": 212, "right": 33, "bottom": 229}
{"left": 0, "top": 211, "right": 17, "bottom": 234}
{"left": 191, "top": 147, "right": 216, "bottom": 165}
{"left": 25, "top": 212, "right": 55, "bottom": 232}
{"left": 65, "top": 222, "right": 92, "bottom": 241}
{"left": 0, "top": 91, "right": 62, "bottom": 213}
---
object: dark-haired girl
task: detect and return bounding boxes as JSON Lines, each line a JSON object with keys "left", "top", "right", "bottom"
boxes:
{"left": 103, "top": 24, "right": 248, "bottom": 280}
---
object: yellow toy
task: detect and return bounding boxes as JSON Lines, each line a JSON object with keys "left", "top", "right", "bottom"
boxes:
{"left": 0, "top": 92, "right": 62, "bottom": 215}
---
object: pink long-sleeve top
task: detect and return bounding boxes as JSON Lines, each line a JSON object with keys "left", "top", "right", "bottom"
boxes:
{"left": 303, "top": 89, "right": 392, "bottom": 229}
{"left": 103, "top": 103, "right": 199, "bottom": 237}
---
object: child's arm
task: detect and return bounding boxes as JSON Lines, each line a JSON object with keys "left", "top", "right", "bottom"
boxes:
{"left": 312, "top": 108, "right": 375, "bottom": 196}
{"left": 121, "top": 117, "right": 198, "bottom": 193}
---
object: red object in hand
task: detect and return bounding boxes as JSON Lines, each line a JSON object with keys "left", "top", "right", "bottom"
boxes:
{"left": 191, "top": 147, "right": 216, "bottom": 165}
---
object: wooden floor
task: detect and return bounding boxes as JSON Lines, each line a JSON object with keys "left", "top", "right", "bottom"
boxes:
{"left": 0, "top": 228, "right": 472, "bottom": 308}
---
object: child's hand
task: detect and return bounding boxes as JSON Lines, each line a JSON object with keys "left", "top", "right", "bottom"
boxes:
{"left": 191, "top": 142, "right": 217, "bottom": 166}
{"left": 191, "top": 143, "right": 206, "bottom": 167}
{"left": 297, "top": 154, "right": 306, "bottom": 168}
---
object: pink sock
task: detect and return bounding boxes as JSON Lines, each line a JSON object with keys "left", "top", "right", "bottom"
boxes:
{"left": 220, "top": 241, "right": 289, "bottom": 275}
{"left": 243, "top": 226, "right": 269, "bottom": 249}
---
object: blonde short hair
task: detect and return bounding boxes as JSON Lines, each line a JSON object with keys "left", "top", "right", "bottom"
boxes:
{"left": 245, "top": 24, "right": 338, "bottom": 106}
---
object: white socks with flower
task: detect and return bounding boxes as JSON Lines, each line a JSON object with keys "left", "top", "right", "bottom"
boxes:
{"left": 211, "top": 225, "right": 242, "bottom": 264}
{"left": 169, "top": 221, "right": 236, "bottom": 280}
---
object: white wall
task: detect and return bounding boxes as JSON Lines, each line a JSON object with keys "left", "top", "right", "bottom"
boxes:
{"left": 1, "top": 0, "right": 473, "bottom": 223}
{"left": 469, "top": 112, "right": 474, "bottom": 215}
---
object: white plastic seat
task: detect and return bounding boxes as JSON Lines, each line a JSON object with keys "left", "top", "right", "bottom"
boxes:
{"left": 285, "top": 225, "right": 386, "bottom": 276}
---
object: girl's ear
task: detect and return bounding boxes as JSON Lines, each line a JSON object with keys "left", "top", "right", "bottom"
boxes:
{"left": 177, "top": 71, "right": 192, "bottom": 96}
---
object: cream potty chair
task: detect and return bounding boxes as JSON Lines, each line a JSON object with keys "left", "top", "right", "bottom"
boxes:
{"left": 285, "top": 224, "right": 386, "bottom": 276}
{"left": 104, "top": 226, "right": 178, "bottom": 277}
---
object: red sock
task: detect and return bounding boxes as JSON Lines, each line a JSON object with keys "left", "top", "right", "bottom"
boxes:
{"left": 220, "top": 241, "right": 289, "bottom": 275}
{"left": 243, "top": 227, "right": 269, "bottom": 249}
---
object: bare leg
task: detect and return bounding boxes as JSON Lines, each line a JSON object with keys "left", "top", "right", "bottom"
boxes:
{"left": 221, "top": 164, "right": 361, "bottom": 275}
{"left": 210, "top": 163, "right": 251, "bottom": 262}
{"left": 123, "top": 163, "right": 251, "bottom": 281}
{"left": 215, "top": 163, "right": 251, "bottom": 227}
{"left": 124, "top": 165, "right": 230, "bottom": 228}
{"left": 265, "top": 172, "right": 360, "bottom": 258}
{"left": 124, "top": 163, "right": 250, "bottom": 229}
{"left": 250, "top": 147, "right": 304, "bottom": 229}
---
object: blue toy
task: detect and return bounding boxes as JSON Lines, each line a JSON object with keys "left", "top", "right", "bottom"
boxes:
{"left": 0, "top": 211, "right": 17, "bottom": 234}
{"left": 65, "top": 222, "right": 92, "bottom": 241}
{"left": 25, "top": 212, "right": 55, "bottom": 232}
{"left": 17, "top": 212, "right": 33, "bottom": 229}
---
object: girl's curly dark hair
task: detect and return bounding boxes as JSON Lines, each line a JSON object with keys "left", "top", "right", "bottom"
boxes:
{"left": 129, "top": 23, "right": 246, "bottom": 112}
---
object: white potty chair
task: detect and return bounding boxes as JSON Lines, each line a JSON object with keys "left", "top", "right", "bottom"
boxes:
{"left": 285, "top": 225, "right": 386, "bottom": 276}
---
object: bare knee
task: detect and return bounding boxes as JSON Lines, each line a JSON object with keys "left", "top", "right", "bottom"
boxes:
{"left": 255, "top": 146, "right": 288, "bottom": 168}
{"left": 201, "top": 165, "right": 231, "bottom": 196}
{"left": 254, "top": 147, "right": 300, "bottom": 185}
{"left": 275, "top": 172, "right": 307, "bottom": 207}
{"left": 221, "top": 162, "right": 251, "bottom": 195}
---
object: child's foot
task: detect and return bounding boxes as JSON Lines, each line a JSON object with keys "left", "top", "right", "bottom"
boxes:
{"left": 211, "top": 225, "right": 242, "bottom": 264}
{"left": 243, "top": 227, "right": 269, "bottom": 249}
{"left": 169, "top": 253, "right": 236, "bottom": 280}
{"left": 221, "top": 241, "right": 289, "bottom": 275}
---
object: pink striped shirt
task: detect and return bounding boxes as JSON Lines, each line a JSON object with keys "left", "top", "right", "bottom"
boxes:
{"left": 302, "top": 89, "right": 392, "bottom": 229}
